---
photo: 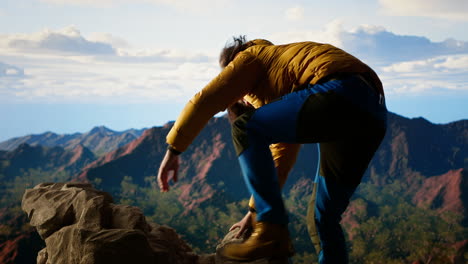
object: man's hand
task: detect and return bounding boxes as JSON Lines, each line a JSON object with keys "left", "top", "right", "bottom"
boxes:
{"left": 229, "top": 211, "right": 254, "bottom": 238}
{"left": 157, "top": 149, "right": 180, "bottom": 192}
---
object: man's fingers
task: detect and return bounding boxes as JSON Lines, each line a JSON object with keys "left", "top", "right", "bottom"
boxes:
{"left": 157, "top": 170, "right": 169, "bottom": 192}
{"left": 235, "top": 225, "right": 246, "bottom": 238}
{"left": 229, "top": 223, "right": 246, "bottom": 238}
{"left": 158, "top": 170, "right": 178, "bottom": 192}
{"left": 158, "top": 178, "right": 167, "bottom": 192}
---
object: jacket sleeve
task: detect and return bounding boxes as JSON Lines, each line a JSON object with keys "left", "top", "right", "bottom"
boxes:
{"left": 166, "top": 52, "right": 263, "bottom": 152}
{"left": 249, "top": 143, "right": 301, "bottom": 208}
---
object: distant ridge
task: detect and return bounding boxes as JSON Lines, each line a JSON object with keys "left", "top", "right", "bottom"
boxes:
{"left": 0, "top": 143, "right": 96, "bottom": 180}
{"left": 0, "top": 126, "right": 146, "bottom": 156}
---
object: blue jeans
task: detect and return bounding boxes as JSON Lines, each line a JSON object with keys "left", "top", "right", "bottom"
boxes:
{"left": 232, "top": 74, "right": 387, "bottom": 263}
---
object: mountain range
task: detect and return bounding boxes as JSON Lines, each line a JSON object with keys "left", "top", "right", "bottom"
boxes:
{"left": 76, "top": 113, "right": 468, "bottom": 220}
{"left": 0, "top": 112, "right": 467, "bottom": 263}
{"left": 0, "top": 126, "right": 146, "bottom": 156}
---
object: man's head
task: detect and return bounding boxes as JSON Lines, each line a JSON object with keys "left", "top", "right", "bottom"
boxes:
{"left": 219, "top": 36, "right": 273, "bottom": 68}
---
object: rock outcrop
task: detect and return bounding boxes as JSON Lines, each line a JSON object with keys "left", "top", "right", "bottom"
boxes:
{"left": 21, "top": 183, "right": 289, "bottom": 264}
{"left": 22, "top": 182, "right": 203, "bottom": 264}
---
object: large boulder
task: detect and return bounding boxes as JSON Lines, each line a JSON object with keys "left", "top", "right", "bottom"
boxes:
{"left": 22, "top": 182, "right": 200, "bottom": 264}
{"left": 22, "top": 182, "right": 113, "bottom": 239}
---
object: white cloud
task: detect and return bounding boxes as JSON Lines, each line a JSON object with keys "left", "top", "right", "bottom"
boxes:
{"left": 379, "top": 0, "right": 468, "bottom": 21}
{"left": 270, "top": 19, "right": 345, "bottom": 46}
{"left": 109, "top": 49, "right": 212, "bottom": 63}
{"left": 340, "top": 25, "right": 468, "bottom": 65}
{"left": 285, "top": 6, "right": 305, "bottom": 21}
{"left": 380, "top": 54, "right": 468, "bottom": 94}
{"left": 88, "top": 33, "right": 130, "bottom": 49}
{"left": 0, "top": 27, "right": 219, "bottom": 104}
{"left": 270, "top": 22, "right": 468, "bottom": 66}
{"left": 434, "top": 55, "right": 468, "bottom": 69}
{"left": 1, "top": 26, "right": 115, "bottom": 55}
{"left": 1, "top": 24, "right": 467, "bottom": 103}
{"left": 0, "top": 58, "right": 219, "bottom": 104}
{"left": 382, "top": 55, "right": 468, "bottom": 73}
{"left": 5, "top": 68, "right": 20, "bottom": 75}
{"left": 39, "top": 0, "right": 231, "bottom": 11}
{"left": 383, "top": 60, "right": 434, "bottom": 73}
{"left": 0, "top": 26, "right": 213, "bottom": 64}
{"left": 39, "top": 0, "right": 117, "bottom": 6}
{"left": 382, "top": 77, "right": 467, "bottom": 95}
{"left": 0, "top": 62, "right": 25, "bottom": 77}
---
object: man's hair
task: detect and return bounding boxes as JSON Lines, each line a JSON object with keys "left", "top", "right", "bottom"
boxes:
{"left": 219, "top": 35, "right": 251, "bottom": 68}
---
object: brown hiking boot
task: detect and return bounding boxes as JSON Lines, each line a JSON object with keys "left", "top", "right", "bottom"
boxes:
{"left": 221, "top": 221, "right": 294, "bottom": 261}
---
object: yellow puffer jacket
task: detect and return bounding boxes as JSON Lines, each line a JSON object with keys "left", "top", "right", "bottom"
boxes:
{"left": 166, "top": 41, "right": 383, "bottom": 192}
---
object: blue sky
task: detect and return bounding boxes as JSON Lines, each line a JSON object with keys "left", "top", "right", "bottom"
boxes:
{"left": 0, "top": 0, "right": 467, "bottom": 141}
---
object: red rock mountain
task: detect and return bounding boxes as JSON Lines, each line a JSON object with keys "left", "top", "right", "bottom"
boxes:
{"left": 76, "top": 113, "right": 467, "bottom": 219}
{"left": 413, "top": 168, "right": 467, "bottom": 221}
{"left": 0, "top": 143, "right": 96, "bottom": 180}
